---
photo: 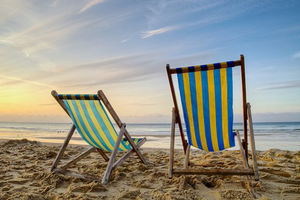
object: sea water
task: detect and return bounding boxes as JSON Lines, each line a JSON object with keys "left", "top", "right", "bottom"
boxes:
{"left": 0, "top": 122, "right": 299, "bottom": 151}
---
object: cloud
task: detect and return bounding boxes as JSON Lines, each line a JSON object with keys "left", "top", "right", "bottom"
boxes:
{"left": 50, "top": 0, "right": 61, "bottom": 7}
{"left": 78, "top": 0, "right": 105, "bottom": 14}
{"left": 46, "top": 53, "right": 165, "bottom": 88}
{"left": 141, "top": 0, "right": 299, "bottom": 40}
{"left": 121, "top": 39, "right": 130, "bottom": 43}
{"left": 256, "top": 80, "right": 300, "bottom": 90}
{"left": 142, "top": 26, "right": 177, "bottom": 38}
{"left": 292, "top": 51, "right": 300, "bottom": 59}
{"left": 0, "top": 14, "right": 96, "bottom": 57}
{"left": 0, "top": 75, "right": 53, "bottom": 88}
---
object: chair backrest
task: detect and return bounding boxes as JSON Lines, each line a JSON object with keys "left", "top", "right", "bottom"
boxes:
{"left": 171, "top": 61, "right": 242, "bottom": 152}
{"left": 58, "top": 94, "right": 128, "bottom": 152}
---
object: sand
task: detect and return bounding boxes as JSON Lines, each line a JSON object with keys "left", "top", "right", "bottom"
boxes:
{"left": 0, "top": 139, "right": 299, "bottom": 200}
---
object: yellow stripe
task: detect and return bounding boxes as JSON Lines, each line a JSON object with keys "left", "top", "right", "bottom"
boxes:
{"left": 220, "top": 62, "right": 228, "bottom": 69}
{"left": 94, "top": 101, "right": 127, "bottom": 151}
{"left": 220, "top": 64, "right": 230, "bottom": 149}
{"left": 194, "top": 65, "right": 200, "bottom": 72}
{"left": 194, "top": 71, "right": 208, "bottom": 151}
{"left": 207, "top": 64, "right": 219, "bottom": 151}
{"left": 75, "top": 100, "right": 109, "bottom": 151}
{"left": 67, "top": 100, "right": 98, "bottom": 147}
{"left": 207, "top": 64, "right": 214, "bottom": 70}
{"left": 82, "top": 99, "right": 114, "bottom": 151}
{"left": 182, "top": 68, "right": 198, "bottom": 148}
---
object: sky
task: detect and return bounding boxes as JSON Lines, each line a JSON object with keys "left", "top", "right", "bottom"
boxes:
{"left": 0, "top": 0, "right": 300, "bottom": 123}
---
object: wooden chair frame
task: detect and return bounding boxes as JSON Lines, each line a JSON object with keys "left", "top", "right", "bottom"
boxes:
{"left": 50, "top": 90, "right": 147, "bottom": 185}
{"left": 167, "top": 55, "right": 259, "bottom": 182}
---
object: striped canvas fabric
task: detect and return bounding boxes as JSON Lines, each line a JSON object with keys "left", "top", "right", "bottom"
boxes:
{"left": 58, "top": 94, "right": 142, "bottom": 152}
{"left": 176, "top": 61, "right": 235, "bottom": 152}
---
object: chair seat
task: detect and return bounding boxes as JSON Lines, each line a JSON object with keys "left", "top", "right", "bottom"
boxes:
{"left": 51, "top": 90, "right": 147, "bottom": 185}
{"left": 121, "top": 137, "right": 143, "bottom": 151}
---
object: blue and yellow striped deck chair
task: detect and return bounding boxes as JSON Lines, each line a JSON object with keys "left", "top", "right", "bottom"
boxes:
{"left": 50, "top": 90, "right": 147, "bottom": 185}
{"left": 167, "top": 55, "right": 258, "bottom": 182}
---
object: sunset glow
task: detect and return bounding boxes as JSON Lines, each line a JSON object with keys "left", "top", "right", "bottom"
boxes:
{"left": 1, "top": 0, "right": 300, "bottom": 123}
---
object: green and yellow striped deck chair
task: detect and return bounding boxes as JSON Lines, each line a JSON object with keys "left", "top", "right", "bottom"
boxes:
{"left": 50, "top": 90, "right": 147, "bottom": 185}
{"left": 167, "top": 55, "right": 259, "bottom": 182}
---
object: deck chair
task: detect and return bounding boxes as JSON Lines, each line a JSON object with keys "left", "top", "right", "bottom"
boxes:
{"left": 50, "top": 90, "right": 147, "bottom": 185}
{"left": 167, "top": 55, "right": 259, "bottom": 185}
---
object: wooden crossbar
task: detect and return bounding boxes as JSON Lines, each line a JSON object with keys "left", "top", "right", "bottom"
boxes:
{"left": 169, "top": 60, "right": 241, "bottom": 74}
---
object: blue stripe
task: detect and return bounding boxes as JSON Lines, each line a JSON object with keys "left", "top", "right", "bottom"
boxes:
{"left": 63, "top": 100, "right": 96, "bottom": 147}
{"left": 213, "top": 63, "right": 221, "bottom": 70}
{"left": 70, "top": 100, "right": 102, "bottom": 149}
{"left": 188, "top": 66, "right": 195, "bottom": 72}
{"left": 121, "top": 138, "right": 142, "bottom": 148}
{"left": 89, "top": 100, "right": 121, "bottom": 150}
{"left": 80, "top": 101, "right": 112, "bottom": 151}
{"left": 227, "top": 68, "right": 235, "bottom": 147}
{"left": 177, "top": 70, "right": 193, "bottom": 145}
{"left": 58, "top": 94, "right": 100, "bottom": 100}
{"left": 98, "top": 101, "right": 118, "bottom": 136}
{"left": 201, "top": 70, "right": 214, "bottom": 151}
{"left": 201, "top": 65, "right": 208, "bottom": 71}
{"left": 213, "top": 67, "right": 225, "bottom": 150}
{"left": 75, "top": 94, "right": 80, "bottom": 100}
{"left": 84, "top": 94, "right": 90, "bottom": 100}
{"left": 188, "top": 71, "right": 203, "bottom": 149}
{"left": 90, "top": 101, "right": 128, "bottom": 151}
{"left": 96, "top": 101, "right": 130, "bottom": 151}
{"left": 227, "top": 61, "right": 235, "bottom": 68}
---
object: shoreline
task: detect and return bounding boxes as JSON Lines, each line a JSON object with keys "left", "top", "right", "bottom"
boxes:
{"left": 1, "top": 121, "right": 300, "bottom": 151}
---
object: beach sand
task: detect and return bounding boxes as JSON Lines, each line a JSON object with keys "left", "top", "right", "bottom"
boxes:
{"left": 0, "top": 139, "right": 299, "bottom": 200}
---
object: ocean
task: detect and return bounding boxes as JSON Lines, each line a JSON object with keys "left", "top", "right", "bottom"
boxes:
{"left": 0, "top": 122, "right": 299, "bottom": 151}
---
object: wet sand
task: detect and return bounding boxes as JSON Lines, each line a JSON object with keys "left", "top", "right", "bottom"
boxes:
{"left": 0, "top": 139, "right": 300, "bottom": 199}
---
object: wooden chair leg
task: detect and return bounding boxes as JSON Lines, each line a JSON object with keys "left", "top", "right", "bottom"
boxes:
{"left": 96, "top": 148, "right": 109, "bottom": 162}
{"left": 184, "top": 144, "right": 190, "bottom": 169}
{"left": 102, "top": 124, "right": 125, "bottom": 185}
{"left": 180, "top": 144, "right": 190, "bottom": 190}
{"left": 112, "top": 137, "right": 146, "bottom": 171}
{"left": 169, "top": 107, "right": 176, "bottom": 179}
{"left": 247, "top": 103, "right": 259, "bottom": 181}
{"left": 98, "top": 90, "right": 147, "bottom": 165}
{"left": 236, "top": 130, "right": 249, "bottom": 169}
{"left": 236, "top": 129, "right": 257, "bottom": 198}
{"left": 123, "top": 130, "right": 147, "bottom": 164}
{"left": 51, "top": 124, "right": 76, "bottom": 172}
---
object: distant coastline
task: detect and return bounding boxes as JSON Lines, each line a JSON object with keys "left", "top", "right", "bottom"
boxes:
{"left": 0, "top": 122, "right": 299, "bottom": 151}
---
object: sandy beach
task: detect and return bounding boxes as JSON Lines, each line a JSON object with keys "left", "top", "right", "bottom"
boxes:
{"left": 0, "top": 139, "right": 299, "bottom": 200}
